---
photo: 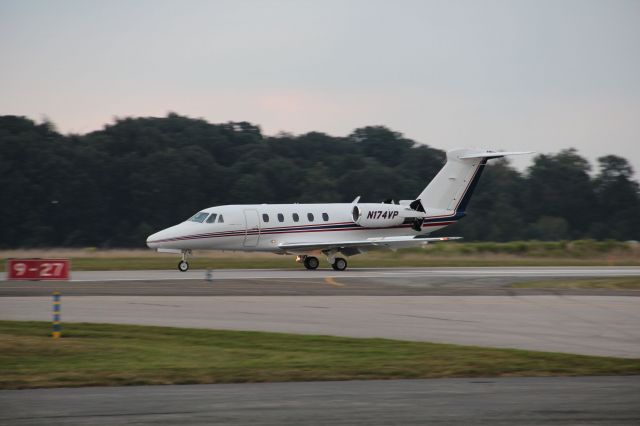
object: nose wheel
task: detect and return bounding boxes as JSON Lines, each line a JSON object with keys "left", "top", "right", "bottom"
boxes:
{"left": 177, "top": 250, "right": 191, "bottom": 272}
{"left": 178, "top": 260, "right": 189, "bottom": 272}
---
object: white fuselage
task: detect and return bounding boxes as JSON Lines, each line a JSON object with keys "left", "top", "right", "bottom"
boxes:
{"left": 146, "top": 203, "right": 456, "bottom": 254}
{"left": 147, "top": 148, "right": 533, "bottom": 268}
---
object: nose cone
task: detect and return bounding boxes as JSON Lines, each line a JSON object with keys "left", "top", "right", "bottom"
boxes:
{"left": 146, "top": 225, "right": 178, "bottom": 248}
{"left": 146, "top": 222, "right": 193, "bottom": 249}
{"left": 146, "top": 230, "right": 163, "bottom": 249}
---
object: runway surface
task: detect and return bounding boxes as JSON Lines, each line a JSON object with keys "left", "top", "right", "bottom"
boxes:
{"left": 35, "top": 266, "right": 640, "bottom": 281}
{"left": 3, "top": 267, "right": 640, "bottom": 424}
{"left": 2, "top": 294, "right": 639, "bottom": 357}
{"left": 2, "top": 266, "right": 640, "bottom": 296}
{"left": 2, "top": 376, "right": 639, "bottom": 425}
{"left": 2, "top": 267, "right": 640, "bottom": 357}
{"left": 3, "top": 266, "right": 640, "bottom": 284}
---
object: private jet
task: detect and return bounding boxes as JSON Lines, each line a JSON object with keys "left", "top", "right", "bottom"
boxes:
{"left": 147, "top": 148, "right": 531, "bottom": 271}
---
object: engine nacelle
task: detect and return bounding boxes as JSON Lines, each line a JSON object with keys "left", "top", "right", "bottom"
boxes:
{"left": 351, "top": 204, "right": 426, "bottom": 228}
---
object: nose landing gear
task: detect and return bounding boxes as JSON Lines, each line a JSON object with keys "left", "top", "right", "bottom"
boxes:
{"left": 177, "top": 250, "right": 191, "bottom": 272}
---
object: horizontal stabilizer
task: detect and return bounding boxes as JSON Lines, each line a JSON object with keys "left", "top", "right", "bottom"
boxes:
{"left": 417, "top": 148, "right": 534, "bottom": 212}
{"left": 458, "top": 151, "right": 534, "bottom": 159}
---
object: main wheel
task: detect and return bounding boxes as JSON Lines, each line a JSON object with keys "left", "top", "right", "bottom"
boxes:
{"left": 178, "top": 260, "right": 189, "bottom": 272}
{"left": 303, "top": 256, "right": 319, "bottom": 270}
{"left": 331, "top": 257, "right": 347, "bottom": 271}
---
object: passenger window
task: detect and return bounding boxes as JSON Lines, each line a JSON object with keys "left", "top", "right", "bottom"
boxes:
{"left": 206, "top": 214, "right": 218, "bottom": 223}
{"left": 218, "top": 215, "right": 224, "bottom": 223}
{"left": 292, "top": 213, "right": 299, "bottom": 222}
{"left": 262, "top": 214, "right": 269, "bottom": 223}
{"left": 307, "top": 213, "right": 314, "bottom": 222}
{"left": 322, "top": 213, "right": 329, "bottom": 222}
{"left": 277, "top": 213, "right": 284, "bottom": 222}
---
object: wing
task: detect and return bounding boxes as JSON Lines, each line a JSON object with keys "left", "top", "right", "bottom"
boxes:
{"left": 278, "top": 236, "right": 461, "bottom": 253}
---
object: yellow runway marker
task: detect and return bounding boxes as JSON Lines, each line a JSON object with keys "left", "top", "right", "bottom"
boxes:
{"left": 324, "top": 277, "right": 344, "bottom": 287}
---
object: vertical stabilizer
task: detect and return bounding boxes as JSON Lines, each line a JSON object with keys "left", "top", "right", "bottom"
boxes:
{"left": 417, "top": 149, "right": 532, "bottom": 214}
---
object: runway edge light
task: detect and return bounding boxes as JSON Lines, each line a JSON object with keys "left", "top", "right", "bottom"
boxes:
{"left": 52, "top": 291, "right": 61, "bottom": 339}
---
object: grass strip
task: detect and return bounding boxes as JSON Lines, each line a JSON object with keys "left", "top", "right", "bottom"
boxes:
{"left": 510, "top": 277, "right": 640, "bottom": 290}
{"left": 1, "top": 321, "right": 639, "bottom": 389}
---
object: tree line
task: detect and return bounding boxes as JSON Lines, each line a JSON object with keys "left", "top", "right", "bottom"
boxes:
{"left": 1, "top": 113, "right": 638, "bottom": 248}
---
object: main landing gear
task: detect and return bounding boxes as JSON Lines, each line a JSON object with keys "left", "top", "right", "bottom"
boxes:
{"left": 303, "top": 256, "right": 319, "bottom": 270}
{"left": 331, "top": 257, "right": 347, "bottom": 271}
{"left": 296, "top": 255, "right": 348, "bottom": 271}
{"left": 326, "top": 250, "right": 347, "bottom": 271}
{"left": 178, "top": 250, "right": 191, "bottom": 272}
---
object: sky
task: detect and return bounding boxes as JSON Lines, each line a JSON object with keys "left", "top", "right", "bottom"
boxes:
{"left": 1, "top": 0, "right": 639, "bottom": 174}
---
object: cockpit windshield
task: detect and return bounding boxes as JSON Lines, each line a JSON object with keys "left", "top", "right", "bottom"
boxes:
{"left": 188, "top": 212, "right": 209, "bottom": 223}
{"left": 206, "top": 213, "right": 218, "bottom": 223}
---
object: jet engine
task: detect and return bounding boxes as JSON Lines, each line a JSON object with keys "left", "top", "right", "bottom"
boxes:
{"left": 351, "top": 204, "right": 426, "bottom": 229}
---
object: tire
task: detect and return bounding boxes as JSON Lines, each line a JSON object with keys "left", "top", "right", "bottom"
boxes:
{"left": 178, "top": 260, "right": 189, "bottom": 272}
{"left": 303, "top": 256, "right": 319, "bottom": 270}
{"left": 331, "top": 257, "right": 347, "bottom": 271}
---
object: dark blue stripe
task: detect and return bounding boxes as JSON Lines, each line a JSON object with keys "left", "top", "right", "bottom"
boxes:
{"left": 457, "top": 158, "right": 488, "bottom": 213}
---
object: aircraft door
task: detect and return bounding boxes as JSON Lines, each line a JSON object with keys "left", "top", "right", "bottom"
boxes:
{"left": 243, "top": 209, "right": 260, "bottom": 247}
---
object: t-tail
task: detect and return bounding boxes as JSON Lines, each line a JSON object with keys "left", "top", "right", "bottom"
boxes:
{"left": 415, "top": 149, "right": 533, "bottom": 220}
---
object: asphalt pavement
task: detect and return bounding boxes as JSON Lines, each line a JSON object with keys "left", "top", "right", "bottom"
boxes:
{"left": 3, "top": 266, "right": 640, "bottom": 283}
{"left": 3, "top": 266, "right": 640, "bottom": 425}
{"left": 2, "top": 294, "right": 639, "bottom": 357}
{"left": 2, "top": 376, "right": 639, "bottom": 425}
{"left": 2, "top": 266, "right": 640, "bottom": 297}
